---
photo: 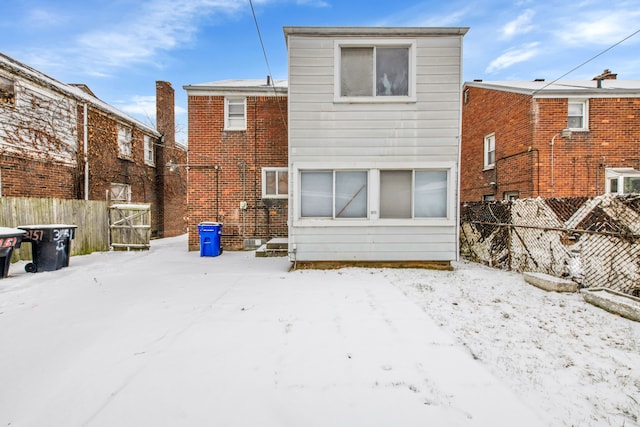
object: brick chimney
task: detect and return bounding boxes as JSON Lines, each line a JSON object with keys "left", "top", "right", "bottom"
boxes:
{"left": 593, "top": 69, "right": 617, "bottom": 80}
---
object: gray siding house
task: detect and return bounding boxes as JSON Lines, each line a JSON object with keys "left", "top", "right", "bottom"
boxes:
{"left": 284, "top": 27, "right": 468, "bottom": 266}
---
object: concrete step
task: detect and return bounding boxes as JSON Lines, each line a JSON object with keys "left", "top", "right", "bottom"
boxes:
{"left": 523, "top": 272, "right": 578, "bottom": 292}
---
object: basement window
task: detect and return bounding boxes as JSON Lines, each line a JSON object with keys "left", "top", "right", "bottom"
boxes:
{"left": 0, "top": 76, "right": 15, "bottom": 106}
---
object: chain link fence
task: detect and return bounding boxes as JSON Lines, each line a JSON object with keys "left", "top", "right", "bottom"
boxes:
{"left": 460, "top": 195, "right": 640, "bottom": 296}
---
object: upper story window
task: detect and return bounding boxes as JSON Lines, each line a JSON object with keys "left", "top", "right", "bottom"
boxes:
{"left": 225, "top": 97, "right": 246, "bottom": 130}
{"left": 606, "top": 168, "right": 640, "bottom": 194}
{"left": 568, "top": 99, "right": 588, "bottom": 130}
{"left": 262, "top": 167, "right": 288, "bottom": 199}
{"left": 144, "top": 135, "right": 155, "bottom": 166}
{"left": 484, "top": 133, "right": 496, "bottom": 169}
{"left": 336, "top": 40, "right": 415, "bottom": 102}
{"left": 118, "top": 124, "right": 132, "bottom": 158}
{"left": 0, "top": 76, "right": 15, "bottom": 106}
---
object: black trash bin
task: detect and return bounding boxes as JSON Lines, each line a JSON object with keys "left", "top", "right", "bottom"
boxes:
{"left": 0, "top": 227, "right": 24, "bottom": 279}
{"left": 18, "top": 224, "right": 77, "bottom": 273}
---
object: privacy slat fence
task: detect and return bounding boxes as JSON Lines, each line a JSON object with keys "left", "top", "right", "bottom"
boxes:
{"left": 0, "top": 196, "right": 110, "bottom": 262}
{"left": 460, "top": 195, "right": 640, "bottom": 296}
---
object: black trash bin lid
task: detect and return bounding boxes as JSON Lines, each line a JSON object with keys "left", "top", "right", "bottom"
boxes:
{"left": 0, "top": 227, "right": 24, "bottom": 238}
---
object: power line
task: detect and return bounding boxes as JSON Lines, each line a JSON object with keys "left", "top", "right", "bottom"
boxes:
{"left": 248, "top": 0, "right": 288, "bottom": 131}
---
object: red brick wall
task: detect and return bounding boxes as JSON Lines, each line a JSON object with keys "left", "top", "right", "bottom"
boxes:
{"left": 461, "top": 86, "right": 640, "bottom": 201}
{"left": 155, "top": 81, "right": 187, "bottom": 237}
{"left": 187, "top": 94, "right": 288, "bottom": 251}
{"left": 461, "top": 87, "right": 535, "bottom": 201}
{"left": 0, "top": 154, "right": 78, "bottom": 198}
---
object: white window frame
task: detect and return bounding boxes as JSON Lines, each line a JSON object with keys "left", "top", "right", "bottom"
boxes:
{"left": 110, "top": 183, "right": 131, "bottom": 202}
{"left": 300, "top": 170, "right": 369, "bottom": 219}
{"left": 0, "top": 75, "right": 16, "bottom": 106}
{"left": 144, "top": 135, "right": 155, "bottom": 166}
{"left": 262, "top": 167, "right": 288, "bottom": 199}
{"left": 484, "top": 133, "right": 495, "bottom": 170}
{"left": 567, "top": 99, "right": 588, "bottom": 131}
{"left": 117, "top": 124, "right": 132, "bottom": 158}
{"left": 293, "top": 162, "right": 455, "bottom": 227}
{"left": 334, "top": 39, "right": 417, "bottom": 103}
{"left": 224, "top": 97, "right": 246, "bottom": 131}
{"left": 605, "top": 168, "right": 640, "bottom": 194}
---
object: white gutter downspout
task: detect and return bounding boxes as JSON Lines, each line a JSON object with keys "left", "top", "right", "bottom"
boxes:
{"left": 84, "top": 103, "right": 89, "bottom": 200}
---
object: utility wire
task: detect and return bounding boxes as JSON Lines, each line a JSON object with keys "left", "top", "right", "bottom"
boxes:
{"left": 248, "top": 0, "right": 288, "bottom": 131}
{"left": 531, "top": 28, "right": 640, "bottom": 96}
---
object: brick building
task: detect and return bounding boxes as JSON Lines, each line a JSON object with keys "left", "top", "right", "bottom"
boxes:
{"left": 461, "top": 70, "right": 640, "bottom": 201}
{"left": 183, "top": 79, "right": 288, "bottom": 251}
{"left": 0, "top": 52, "right": 186, "bottom": 237}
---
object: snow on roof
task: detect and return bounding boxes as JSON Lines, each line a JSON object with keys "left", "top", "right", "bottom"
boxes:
{"left": 183, "top": 79, "right": 288, "bottom": 94}
{"left": 0, "top": 52, "right": 160, "bottom": 137}
{"left": 464, "top": 79, "right": 640, "bottom": 97}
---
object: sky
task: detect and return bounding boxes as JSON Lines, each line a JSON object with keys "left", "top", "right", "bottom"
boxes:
{"left": 2, "top": 0, "right": 640, "bottom": 145}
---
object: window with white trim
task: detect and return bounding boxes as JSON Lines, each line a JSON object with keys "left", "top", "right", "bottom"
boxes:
{"left": 568, "top": 100, "right": 588, "bottom": 130}
{"left": 225, "top": 97, "right": 246, "bottom": 130}
{"left": 484, "top": 133, "right": 495, "bottom": 169}
{"left": 380, "top": 170, "right": 448, "bottom": 218}
{"left": 110, "top": 183, "right": 131, "bottom": 202}
{"left": 117, "top": 124, "right": 132, "bottom": 158}
{"left": 605, "top": 168, "right": 640, "bottom": 194}
{"left": 336, "top": 40, "right": 415, "bottom": 101}
{"left": 144, "top": 135, "right": 155, "bottom": 166}
{"left": 262, "top": 167, "right": 288, "bottom": 199}
{"left": 0, "top": 76, "right": 15, "bottom": 105}
{"left": 301, "top": 170, "right": 368, "bottom": 218}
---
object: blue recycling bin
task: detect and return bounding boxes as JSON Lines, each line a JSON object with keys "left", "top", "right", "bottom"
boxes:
{"left": 198, "top": 222, "right": 223, "bottom": 257}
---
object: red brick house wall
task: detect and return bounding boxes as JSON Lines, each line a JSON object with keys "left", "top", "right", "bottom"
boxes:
{"left": 186, "top": 91, "right": 288, "bottom": 251}
{"left": 461, "top": 83, "right": 640, "bottom": 201}
{"left": 0, "top": 155, "right": 78, "bottom": 198}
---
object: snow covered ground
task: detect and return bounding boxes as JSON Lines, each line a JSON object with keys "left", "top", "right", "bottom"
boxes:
{"left": 1, "top": 234, "right": 638, "bottom": 426}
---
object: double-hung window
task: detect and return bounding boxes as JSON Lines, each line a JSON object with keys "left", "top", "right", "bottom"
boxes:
{"left": 262, "top": 167, "right": 288, "bottom": 199}
{"left": 225, "top": 97, "right": 246, "bottom": 130}
{"left": 144, "top": 135, "right": 155, "bottom": 166}
{"left": 484, "top": 133, "right": 495, "bottom": 169}
{"left": 336, "top": 40, "right": 415, "bottom": 101}
{"left": 568, "top": 99, "right": 588, "bottom": 130}
{"left": 380, "top": 170, "right": 448, "bottom": 218}
{"left": 301, "top": 170, "right": 368, "bottom": 218}
{"left": 118, "top": 124, "right": 132, "bottom": 158}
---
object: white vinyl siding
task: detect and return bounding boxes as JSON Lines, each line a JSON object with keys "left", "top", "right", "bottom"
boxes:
{"left": 287, "top": 29, "right": 465, "bottom": 262}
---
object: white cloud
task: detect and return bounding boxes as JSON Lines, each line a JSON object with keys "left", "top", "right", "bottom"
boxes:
{"left": 555, "top": 9, "right": 640, "bottom": 46}
{"left": 295, "top": 0, "right": 330, "bottom": 7}
{"left": 501, "top": 9, "right": 535, "bottom": 40}
{"left": 485, "top": 42, "right": 540, "bottom": 73}
{"left": 75, "top": 0, "right": 245, "bottom": 71}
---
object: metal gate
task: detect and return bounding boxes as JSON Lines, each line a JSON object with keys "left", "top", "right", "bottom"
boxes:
{"left": 109, "top": 204, "right": 151, "bottom": 250}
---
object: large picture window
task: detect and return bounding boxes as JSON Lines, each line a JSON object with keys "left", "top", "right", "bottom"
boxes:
{"left": 301, "top": 170, "right": 368, "bottom": 218}
{"left": 380, "top": 170, "right": 448, "bottom": 219}
{"left": 337, "top": 41, "right": 414, "bottom": 101}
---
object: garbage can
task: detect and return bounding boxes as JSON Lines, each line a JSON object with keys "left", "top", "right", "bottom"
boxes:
{"left": 0, "top": 227, "right": 24, "bottom": 279}
{"left": 18, "top": 224, "right": 77, "bottom": 273}
{"left": 198, "top": 222, "right": 223, "bottom": 257}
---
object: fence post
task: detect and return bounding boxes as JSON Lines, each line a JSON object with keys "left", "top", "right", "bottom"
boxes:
{"left": 507, "top": 224, "right": 512, "bottom": 271}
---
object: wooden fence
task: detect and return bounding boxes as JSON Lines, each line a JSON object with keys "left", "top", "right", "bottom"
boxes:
{"left": 0, "top": 196, "right": 110, "bottom": 261}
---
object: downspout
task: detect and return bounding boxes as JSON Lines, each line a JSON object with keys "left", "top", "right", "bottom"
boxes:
{"left": 254, "top": 96, "right": 258, "bottom": 237}
{"left": 83, "top": 103, "right": 89, "bottom": 200}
